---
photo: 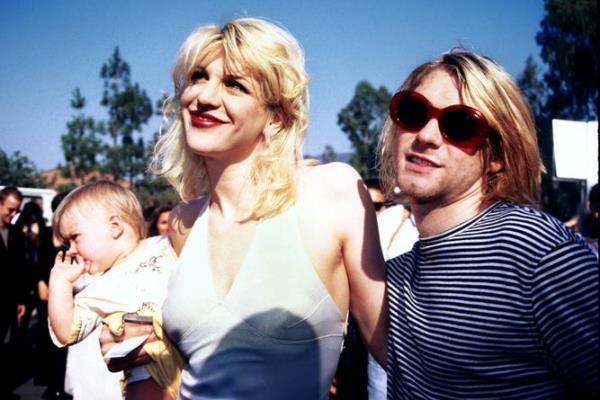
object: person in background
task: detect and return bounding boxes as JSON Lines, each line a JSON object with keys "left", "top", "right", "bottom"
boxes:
{"left": 379, "top": 49, "right": 599, "bottom": 398}
{"left": 14, "top": 199, "right": 68, "bottom": 399}
{"left": 100, "top": 17, "right": 386, "bottom": 400}
{"left": 365, "top": 178, "right": 386, "bottom": 214}
{"left": 149, "top": 205, "right": 174, "bottom": 237}
{"left": 48, "top": 181, "right": 181, "bottom": 400}
{"left": 29, "top": 192, "right": 70, "bottom": 400}
{"left": 15, "top": 202, "right": 48, "bottom": 332}
{"left": 0, "top": 186, "right": 28, "bottom": 399}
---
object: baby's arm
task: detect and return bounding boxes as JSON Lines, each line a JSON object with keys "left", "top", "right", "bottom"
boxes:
{"left": 48, "top": 251, "right": 90, "bottom": 345}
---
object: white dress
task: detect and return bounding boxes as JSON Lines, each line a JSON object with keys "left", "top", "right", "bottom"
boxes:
{"left": 64, "top": 325, "right": 123, "bottom": 400}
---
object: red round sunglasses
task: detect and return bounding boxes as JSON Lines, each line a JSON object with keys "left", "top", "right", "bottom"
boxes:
{"left": 389, "top": 90, "right": 490, "bottom": 148}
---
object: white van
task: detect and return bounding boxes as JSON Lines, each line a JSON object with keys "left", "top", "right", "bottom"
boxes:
{"left": 0, "top": 185, "right": 57, "bottom": 225}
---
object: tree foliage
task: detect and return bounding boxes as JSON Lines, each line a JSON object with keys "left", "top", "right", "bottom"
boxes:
{"left": 517, "top": 0, "right": 598, "bottom": 221}
{"left": 0, "top": 149, "right": 46, "bottom": 187}
{"left": 321, "top": 145, "right": 337, "bottom": 163}
{"left": 517, "top": 56, "right": 556, "bottom": 177}
{"left": 536, "top": 0, "right": 598, "bottom": 120}
{"left": 338, "top": 81, "right": 391, "bottom": 180}
{"left": 56, "top": 48, "right": 174, "bottom": 208}
{"left": 99, "top": 47, "right": 153, "bottom": 185}
{"left": 60, "top": 88, "right": 103, "bottom": 185}
{"left": 517, "top": 56, "right": 546, "bottom": 121}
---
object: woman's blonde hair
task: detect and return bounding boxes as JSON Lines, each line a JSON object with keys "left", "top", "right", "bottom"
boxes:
{"left": 379, "top": 50, "right": 544, "bottom": 206}
{"left": 53, "top": 180, "right": 145, "bottom": 242}
{"left": 151, "top": 17, "right": 313, "bottom": 220}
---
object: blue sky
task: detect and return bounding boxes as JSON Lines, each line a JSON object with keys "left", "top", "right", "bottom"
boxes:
{"left": 0, "top": 0, "right": 545, "bottom": 170}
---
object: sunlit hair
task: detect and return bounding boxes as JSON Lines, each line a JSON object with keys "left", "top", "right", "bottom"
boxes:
{"left": 52, "top": 180, "right": 145, "bottom": 243}
{"left": 379, "top": 49, "right": 544, "bottom": 206}
{"left": 151, "top": 17, "right": 313, "bottom": 220}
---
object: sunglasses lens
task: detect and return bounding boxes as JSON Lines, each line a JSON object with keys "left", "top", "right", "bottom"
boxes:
{"left": 394, "top": 95, "right": 429, "bottom": 130}
{"left": 440, "top": 109, "right": 482, "bottom": 143}
{"left": 391, "top": 91, "right": 489, "bottom": 148}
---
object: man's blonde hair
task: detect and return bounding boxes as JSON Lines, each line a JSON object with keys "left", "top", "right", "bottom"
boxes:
{"left": 151, "top": 17, "right": 314, "bottom": 220}
{"left": 53, "top": 180, "right": 145, "bottom": 242}
{"left": 379, "top": 50, "right": 544, "bottom": 206}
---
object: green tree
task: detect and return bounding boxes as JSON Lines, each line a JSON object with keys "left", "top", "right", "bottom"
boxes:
{"left": 337, "top": 81, "right": 391, "bottom": 180}
{"left": 99, "top": 47, "right": 153, "bottom": 186}
{"left": 517, "top": 56, "right": 546, "bottom": 121}
{"left": 536, "top": 0, "right": 598, "bottom": 120}
{"left": 321, "top": 145, "right": 337, "bottom": 163}
{"left": 0, "top": 149, "right": 46, "bottom": 187}
{"left": 132, "top": 94, "right": 179, "bottom": 209}
{"left": 60, "top": 88, "right": 103, "bottom": 185}
{"left": 517, "top": 56, "right": 555, "bottom": 174}
{"left": 517, "top": 0, "right": 598, "bottom": 221}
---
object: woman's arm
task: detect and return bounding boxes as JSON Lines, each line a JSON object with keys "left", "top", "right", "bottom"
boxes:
{"left": 303, "top": 163, "right": 388, "bottom": 365}
{"left": 100, "top": 321, "right": 156, "bottom": 372}
{"left": 334, "top": 166, "right": 388, "bottom": 366}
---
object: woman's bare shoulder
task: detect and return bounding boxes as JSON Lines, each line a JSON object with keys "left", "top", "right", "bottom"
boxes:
{"left": 169, "top": 197, "right": 208, "bottom": 254}
{"left": 299, "top": 162, "right": 364, "bottom": 198}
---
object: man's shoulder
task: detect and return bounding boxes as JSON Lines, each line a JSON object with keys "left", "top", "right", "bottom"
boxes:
{"left": 386, "top": 245, "right": 418, "bottom": 268}
{"left": 483, "top": 201, "right": 586, "bottom": 250}
{"left": 489, "top": 202, "right": 569, "bottom": 232}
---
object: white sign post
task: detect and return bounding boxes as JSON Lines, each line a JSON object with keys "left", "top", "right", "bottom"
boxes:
{"left": 552, "top": 119, "right": 598, "bottom": 189}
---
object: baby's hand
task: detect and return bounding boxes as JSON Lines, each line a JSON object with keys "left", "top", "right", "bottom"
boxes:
{"left": 50, "top": 251, "right": 91, "bottom": 284}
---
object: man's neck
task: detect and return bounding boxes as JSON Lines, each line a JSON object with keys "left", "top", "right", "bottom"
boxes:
{"left": 412, "top": 195, "right": 493, "bottom": 238}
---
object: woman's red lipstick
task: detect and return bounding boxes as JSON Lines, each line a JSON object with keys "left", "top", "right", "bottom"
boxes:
{"left": 190, "top": 113, "right": 224, "bottom": 128}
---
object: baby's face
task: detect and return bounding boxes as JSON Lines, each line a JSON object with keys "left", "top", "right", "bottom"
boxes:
{"left": 61, "top": 207, "right": 115, "bottom": 273}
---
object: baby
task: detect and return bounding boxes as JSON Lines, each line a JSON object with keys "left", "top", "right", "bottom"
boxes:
{"left": 48, "top": 180, "right": 181, "bottom": 400}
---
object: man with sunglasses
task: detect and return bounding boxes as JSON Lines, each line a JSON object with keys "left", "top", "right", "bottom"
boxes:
{"left": 378, "top": 50, "right": 598, "bottom": 399}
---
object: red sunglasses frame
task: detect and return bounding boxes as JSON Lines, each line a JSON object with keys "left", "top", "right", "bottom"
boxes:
{"left": 389, "top": 90, "right": 490, "bottom": 149}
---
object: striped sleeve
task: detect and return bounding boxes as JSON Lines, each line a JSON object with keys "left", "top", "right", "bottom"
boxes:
{"left": 531, "top": 239, "right": 599, "bottom": 394}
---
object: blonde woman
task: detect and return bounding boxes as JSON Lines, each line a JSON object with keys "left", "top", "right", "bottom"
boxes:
{"left": 102, "top": 17, "right": 386, "bottom": 399}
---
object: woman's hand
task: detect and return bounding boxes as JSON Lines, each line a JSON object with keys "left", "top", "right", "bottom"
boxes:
{"left": 99, "top": 321, "right": 157, "bottom": 372}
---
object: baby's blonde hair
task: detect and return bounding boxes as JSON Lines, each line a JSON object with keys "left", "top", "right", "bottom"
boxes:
{"left": 151, "top": 17, "right": 314, "bottom": 220}
{"left": 53, "top": 180, "right": 145, "bottom": 243}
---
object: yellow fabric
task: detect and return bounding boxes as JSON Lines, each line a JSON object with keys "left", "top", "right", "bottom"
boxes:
{"left": 65, "top": 307, "right": 83, "bottom": 345}
{"left": 104, "top": 312, "right": 126, "bottom": 337}
{"left": 102, "top": 308, "right": 183, "bottom": 400}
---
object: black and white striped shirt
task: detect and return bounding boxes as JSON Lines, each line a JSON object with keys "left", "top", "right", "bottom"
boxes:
{"left": 387, "top": 201, "right": 599, "bottom": 399}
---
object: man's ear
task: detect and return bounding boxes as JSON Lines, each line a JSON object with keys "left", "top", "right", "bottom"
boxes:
{"left": 108, "top": 215, "right": 125, "bottom": 239}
